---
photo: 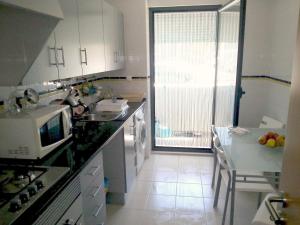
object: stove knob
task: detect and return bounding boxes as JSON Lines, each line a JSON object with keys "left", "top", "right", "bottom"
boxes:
{"left": 19, "top": 191, "right": 30, "bottom": 203}
{"left": 9, "top": 199, "right": 22, "bottom": 212}
{"left": 35, "top": 179, "right": 44, "bottom": 190}
{"left": 27, "top": 185, "right": 38, "bottom": 196}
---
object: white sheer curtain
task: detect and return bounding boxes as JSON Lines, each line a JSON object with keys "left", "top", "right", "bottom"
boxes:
{"left": 154, "top": 11, "right": 217, "bottom": 148}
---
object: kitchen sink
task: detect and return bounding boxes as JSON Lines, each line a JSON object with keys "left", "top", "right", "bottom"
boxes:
{"left": 81, "top": 111, "right": 126, "bottom": 122}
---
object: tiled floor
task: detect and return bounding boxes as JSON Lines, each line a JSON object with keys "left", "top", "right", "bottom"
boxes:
{"left": 107, "top": 154, "right": 259, "bottom": 225}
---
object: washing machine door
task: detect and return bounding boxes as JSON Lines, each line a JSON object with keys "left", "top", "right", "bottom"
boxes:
{"left": 136, "top": 120, "right": 146, "bottom": 173}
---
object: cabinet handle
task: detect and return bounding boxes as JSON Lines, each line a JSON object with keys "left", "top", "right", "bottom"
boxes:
{"left": 93, "top": 203, "right": 104, "bottom": 217}
{"left": 57, "top": 47, "right": 65, "bottom": 66}
{"left": 91, "top": 185, "right": 102, "bottom": 198}
{"left": 63, "top": 219, "right": 75, "bottom": 225}
{"left": 48, "top": 47, "right": 57, "bottom": 66}
{"left": 80, "top": 48, "right": 88, "bottom": 65}
{"left": 88, "top": 165, "right": 100, "bottom": 176}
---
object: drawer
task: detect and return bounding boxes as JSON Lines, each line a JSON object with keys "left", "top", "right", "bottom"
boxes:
{"left": 76, "top": 216, "right": 84, "bottom": 225}
{"left": 82, "top": 179, "right": 105, "bottom": 205}
{"left": 84, "top": 202, "right": 106, "bottom": 225}
{"left": 82, "top": 181, "right": 106, "bottom": 225}
{"left": 80, "top": 152, "right": 103, "bottom": 191}
{"left": 56, "top": 194, "right": 83, "bottom": 225}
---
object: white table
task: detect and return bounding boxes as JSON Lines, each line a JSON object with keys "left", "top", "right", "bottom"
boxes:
{"left": 215, "top": 127, "right": 285, "bottom": 225}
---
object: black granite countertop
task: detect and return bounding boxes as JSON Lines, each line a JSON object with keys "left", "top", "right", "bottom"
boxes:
{"left": 7, "top": 101, "right": 145, "bottom": 225}
{"left": 42, "top": 101, "right": 145, "bottom": 170}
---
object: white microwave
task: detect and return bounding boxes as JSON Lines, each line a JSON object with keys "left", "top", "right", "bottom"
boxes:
{"left": 0, "top": 105, "right": 72, "bottom": 160}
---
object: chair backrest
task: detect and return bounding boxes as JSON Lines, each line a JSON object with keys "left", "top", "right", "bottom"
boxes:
{"left": 213, "top": 135, "right": 221, "bottom": 148}
{"left": 213, "top": 136, "right": 230, "bottom": 170}
{"left": 211, "top": 125, "right": 217, "bottom": 137}
{"left": 259, "top": 116, "right": 285, "bottom": 129}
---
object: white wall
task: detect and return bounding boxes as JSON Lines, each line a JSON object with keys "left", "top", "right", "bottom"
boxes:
{"left": 242, "top": 0, "right": 272, "bottom": 76}
{"left": 269, "top": 0, "right": 300, "bottom": 81}
{"left": 239, "top": 0, "right": 299, "bottom": 127}
{"left": 239, "top": 79, "right": 290, "bottom": 127}
{"left": 242, "top": 0, "right": 299, "bottom": 79}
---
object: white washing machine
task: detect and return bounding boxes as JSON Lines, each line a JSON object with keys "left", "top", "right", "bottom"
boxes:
{"left": 135, "top": 105, "right": 146, "bottom": 174}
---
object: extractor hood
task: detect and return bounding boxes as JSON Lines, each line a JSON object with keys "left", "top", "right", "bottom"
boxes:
{"left": 0, "top": 0, "right": 63, "bottom": 86}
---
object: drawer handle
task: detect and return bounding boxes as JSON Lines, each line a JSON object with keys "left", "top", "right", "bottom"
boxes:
{"left": 91, "top": 185, "right": 102, "bottom": 198}
{"left": 88, "top": 166, "right": 100, "bottom": 176}
{"left": 93, "top": 203, "right": 104, "bottom": 217}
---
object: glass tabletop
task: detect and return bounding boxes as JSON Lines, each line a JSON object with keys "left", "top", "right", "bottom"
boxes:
{"left": 216, "top": 127, "right": 285, "bottom": 173}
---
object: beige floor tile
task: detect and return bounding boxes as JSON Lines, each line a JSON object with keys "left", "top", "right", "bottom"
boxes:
{"left": 131, "top": 181, "right": 152, "bottom": 195}
{"left": 150, "top": 182, "right": 177, "bottom": 196}
{"left": 202, "top": 184, "right": 215, "bottom": 198}
{"left": 143, "top": 210, "right": 175, "bottom": 225}
{"left": 204, "top": 197, "right": 225, "bottom": 217}
{"left": 177, "top": 183, "right": 203, "bottom": 197}
{"left": 106, "top": 206, "right": 145, "bottom": 225}
{"left": 201, "top": 173, "right": 213, "bottom": 185}
{"left": 142, "top": 157, "right": 156, "bottom": 171}
{"left": 174, "top": 211, "right": 207, "bottom": 225}
{"left": 152, "top": 171, "right": 178, "bottom": 182}
{"left": 175, "top": 196, "right": 205, "bottom": 213}
{"left": 137, "top": 170, "right": 154, "bottom": 181}
{"left": 108, "top": 154, "right": 259, "bottom": 225}
{"left": 146, "top": 195, "right": 176, "bottom": 211}
{"left": 123, "top": 192, "right": 148, "bottom": 210}
{"left": 178, "top": 172, "right": 202, "bottom": 184}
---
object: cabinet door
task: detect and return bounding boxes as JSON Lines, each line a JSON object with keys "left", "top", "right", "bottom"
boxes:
{"left": 55, "top": 0, "right": 82, "bottom": 79}
{"left": 22, "top": 33, "right": 59, "bottom": 85}
{"left": 102, "top": 130, "right": 127, "bottom": 194}
{"left": 77, "top": 0, "right": 105, "bottom": 75}
{"left": 123, "top": 117, "right": 136, "bottom": 192}
{"left": 103, "top": 1, "right": 116, "bottom": 71}
{"left": 115, "top": 9, "right": 125, "bottom": 70}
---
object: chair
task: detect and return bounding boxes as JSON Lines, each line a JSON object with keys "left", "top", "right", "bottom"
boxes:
{"left": 212, "top": 136, "right": 277, "bottom": 225}
{"left": 259, "top": 116, "right": 284, "bottom": 129}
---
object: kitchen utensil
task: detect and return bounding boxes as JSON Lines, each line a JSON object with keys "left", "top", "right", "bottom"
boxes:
{"left": 24, "top": 88, "right": 39, "bottom": 104}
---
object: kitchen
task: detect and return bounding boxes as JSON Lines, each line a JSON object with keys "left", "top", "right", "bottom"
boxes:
{"left": 0, "top": 0, "right": 300, "bottom": 225}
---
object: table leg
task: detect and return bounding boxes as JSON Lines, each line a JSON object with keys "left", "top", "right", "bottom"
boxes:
{"left": 230, "top": 170, "right": 236, "bottom": 225}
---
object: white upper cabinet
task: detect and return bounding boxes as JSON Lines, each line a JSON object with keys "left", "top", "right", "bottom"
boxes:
{"left": 22, "top": 0, "right": 125, "bottom": 85}
{"left": 55, "top": 0, "right": 82, "bottom": 79}
{"left": 77, "top": 0, "right": 105, "bottom": 75}
{"left": 23, "top": 32, "right": 59, "bottom": 85}
{"left": 103, "top": 1, "right": 125, "bottom": 71}
{"left": 23, "top": 0, "right": 82, "bottom": 84}
{"left": 115, "top": 9, "right": 125, "bottom": 70}
{"left": 103, "top": 1, "right": 116, "bottom": 71}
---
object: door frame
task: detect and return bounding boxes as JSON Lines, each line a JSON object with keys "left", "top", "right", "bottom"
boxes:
{"left": 230, "top": 0, "right": 246, "bottom": 126}
{"left": 213, "top": 0, "right": 247, "bottom": 128}
{"left": 149, "top": 5, "right": 221, "bottom": 153}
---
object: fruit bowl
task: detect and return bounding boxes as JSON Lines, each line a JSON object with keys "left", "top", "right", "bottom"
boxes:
{"left": 258, "top": 131, "right": 285, "bottom": 148}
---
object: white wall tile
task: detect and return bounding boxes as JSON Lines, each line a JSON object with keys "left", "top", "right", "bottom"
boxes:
{"left": 239, "top": 78, "right": 290, "bottom": 127}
